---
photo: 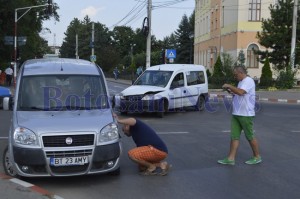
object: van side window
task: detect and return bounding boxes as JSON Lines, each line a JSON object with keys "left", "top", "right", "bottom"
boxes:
{"left": 186, "top": 71, "right": 205, "bottom": 86}
{"left": 171, "top": 73, "right": 184, "bottom": 88}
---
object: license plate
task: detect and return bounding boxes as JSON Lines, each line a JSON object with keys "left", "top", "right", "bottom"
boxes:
{"left": 50, "top": 156, "right": 88, "bottom": 166}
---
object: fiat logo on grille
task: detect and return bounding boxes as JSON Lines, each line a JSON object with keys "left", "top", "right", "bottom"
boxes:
{"left": 65, "top": 137, "right": 73, "bottom": 145}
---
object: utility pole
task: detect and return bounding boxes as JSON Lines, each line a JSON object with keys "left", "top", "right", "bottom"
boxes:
{"left": 146, "top": 0, "right": 152, "bottom": 69}
{"left": 91, "top": 22, "right": 95, "bottom": 57}
{"left": 290, "top": 0, "right": 298, "bottom": 70}
{"left": 75, "top": 34, "right": 79, "bottom": 59}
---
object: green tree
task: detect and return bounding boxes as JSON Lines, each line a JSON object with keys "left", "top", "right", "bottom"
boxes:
{"left": 259, "top": 56, "right": 273, "bottom": 88}
{"left": 112, "top": 26, "right": 135, "bottom": 58}
{"left": 222, "top": 52, "right": 235, "bottom": 84}
{"left": 174, "top": 14, "right": 194, "bottom": 64}
{"left": 60, "top": 16, "right": 116, "bottom": 72}
{"left": 0, "top": 0, "right": 59, "bottom": 65}
{"left": 210, "top": 56, "right": 225, "bottom": 88}
{"left": 237, "top": 50, "right": 245, "bottom": 67}
{"left": 212, "top": 56, "right": 224, "bottom": 77}
{"left": 162, "top": 33, "right": 178, "bottom": 50}
{"left": 60, "top": 18, "right": 82, "bottom": 58}
{"left": 206, "top": 69, "right": 211, "bottom": 79}
{"left": 256, "top": 0, "right": 300, "bottom": 70}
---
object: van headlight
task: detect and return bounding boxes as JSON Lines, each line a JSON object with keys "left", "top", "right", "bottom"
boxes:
{"left": 97, "top": 123, "right": 119, "bottom": 145}
{"left": 13, "top": 127, "right": 40, "bottom": 147}
{"left": 115, "top": 93, "right": 125, "bottom": 100}
{"left": 142, "top": 94, "right": 155, "bottom": 101}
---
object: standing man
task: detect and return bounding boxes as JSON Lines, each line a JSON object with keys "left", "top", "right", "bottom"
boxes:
{"left": 115, "top": 114, "right": 171, "bottom": 175}
{"left": 136, "top": 66, "right": 143, "bottom": 78}
{"left": 218, "top": 66, "right": 262, "bottom": 165}
{"left": 5, "top": 65, "right": 13, "bottom": 86}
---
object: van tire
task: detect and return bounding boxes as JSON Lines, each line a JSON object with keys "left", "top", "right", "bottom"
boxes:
{"left": 157, "top": 99, "right": 168, "bottom": 118}
{"left": 195, "top": 96, "right": 205, "bottom": 111}
{"left": 3, "top": 146, "right": 19, "bottom": 178}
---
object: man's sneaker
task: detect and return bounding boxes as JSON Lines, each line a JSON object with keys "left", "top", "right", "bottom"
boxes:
{"left": 217, "top": 158, "right": 235, "bottom": 165}
{"left": 245, "top": 156, "right": 262, "bottom": 165}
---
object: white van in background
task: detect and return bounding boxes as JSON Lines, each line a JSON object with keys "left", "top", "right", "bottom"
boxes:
{"left": 115, "top": 64, "right": 208, "bottom": 117}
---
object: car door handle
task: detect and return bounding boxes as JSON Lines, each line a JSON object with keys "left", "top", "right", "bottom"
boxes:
{"left": 183, "top": 90, "right": 186, "bottom": 93}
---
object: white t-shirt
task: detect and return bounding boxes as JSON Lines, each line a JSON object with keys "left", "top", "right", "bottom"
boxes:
{"left": 232, "top": 76, "right": 256, "bottom": 116}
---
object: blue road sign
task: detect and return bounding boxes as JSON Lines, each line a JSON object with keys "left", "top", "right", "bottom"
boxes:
{"left": 90, "top": 55, "right": 96, "bottom": 62}
{"left": 166, "top": 49, "right": 176, "bottom": 59}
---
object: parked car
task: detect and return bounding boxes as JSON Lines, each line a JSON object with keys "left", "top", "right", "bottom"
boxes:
{"left": 114, "top": 64, "right": 208, "bottom": 117}
{"left": 3, "top": 58, "right": 122, "bottom": 177}
{"left": 0, "top": 86, "right": 11, "bottom": 109}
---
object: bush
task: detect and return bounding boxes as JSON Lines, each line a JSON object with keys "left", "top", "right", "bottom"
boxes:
{"left": 259, "top": 57, "right": 273, "bottom": 88}
{"left": 206, "top": 69, "right": 211, "bottom": 78}
{"left": 275, "top": 69, "right": 296, "bottom": 89}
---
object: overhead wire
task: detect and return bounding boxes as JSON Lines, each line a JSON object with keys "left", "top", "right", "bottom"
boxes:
{"left": 111, "top": 0, "right": 276, "bottom": 29}
{"left": 110, "top": 0, "right": 193, "bottom": 28}
{"left": 109, "top": 0, "right": 146, "bottom": 28}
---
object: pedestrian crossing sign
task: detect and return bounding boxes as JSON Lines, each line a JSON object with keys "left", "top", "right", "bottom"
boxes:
{"left": 166, "top": 49, "right": 176, "bottom": 59}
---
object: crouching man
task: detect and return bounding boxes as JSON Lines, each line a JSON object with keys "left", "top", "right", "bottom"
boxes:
{"left": 114, "top": 114, "right": 171, "bottom": 175}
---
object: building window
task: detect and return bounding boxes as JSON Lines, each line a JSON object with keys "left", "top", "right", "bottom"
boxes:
{"left": 248, "top": 0, "right": 261, "bottom": 21}
{"left": 246, "top": 44, "right": 259, "bottom": 68}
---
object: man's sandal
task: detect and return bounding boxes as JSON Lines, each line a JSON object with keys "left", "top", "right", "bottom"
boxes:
{"left": 139, "top": 168, "right": 158, "bottom": 176}
{"left": 159, "top": 164, "right": 172, "bottom": 176}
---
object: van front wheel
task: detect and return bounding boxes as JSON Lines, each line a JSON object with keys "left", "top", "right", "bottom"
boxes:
{"left": 157, "top": 99, "right": 168, "bottom": 118}
{"left": 195, "top": 96, "right": 205, "bottom": 111}
{"left": 3, "top": 146, "right": 19, "bottom": 178}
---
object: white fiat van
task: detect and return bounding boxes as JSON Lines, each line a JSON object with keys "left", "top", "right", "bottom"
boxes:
{"left": 115, "top": 64, "right": 208, "bottom": 117}
{"left": 3, "top": 58, "right": 122, "bottom": 177}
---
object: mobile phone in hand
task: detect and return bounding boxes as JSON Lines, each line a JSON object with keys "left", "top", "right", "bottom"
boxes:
{"left": 223, "top": 87, "right": 232, "bottom": 94}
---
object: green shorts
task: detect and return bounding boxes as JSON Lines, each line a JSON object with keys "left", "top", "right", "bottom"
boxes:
{"left": 231, "top": 115, "right": 255, "bottom": 141}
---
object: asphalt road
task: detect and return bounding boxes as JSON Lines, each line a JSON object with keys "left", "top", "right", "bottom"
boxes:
{"left": 0, "top": 82, "right": 300, "bottom": 199}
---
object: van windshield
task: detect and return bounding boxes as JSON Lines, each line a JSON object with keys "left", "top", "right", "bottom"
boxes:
{"left": 134, "top": 70, "right": 173, "bottom": 87}
{"left": 17, "top": 75, "right": 109, "bottom": 111}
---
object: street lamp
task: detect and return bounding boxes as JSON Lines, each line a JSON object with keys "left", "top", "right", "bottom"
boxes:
{"left": 13, "top": 2, "right": 53, "bottom": 87}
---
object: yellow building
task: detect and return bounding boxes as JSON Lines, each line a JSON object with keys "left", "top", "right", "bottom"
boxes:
{"left": 194, "top": 0, "right": 279, "bottom": 79}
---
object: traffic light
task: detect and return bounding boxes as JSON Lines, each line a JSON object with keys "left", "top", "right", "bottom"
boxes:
{"left": 142, "top": 17, "right": 149, "bottom": 37}
{"left": 47, "top": 0, "right": 53, "bottom": 15}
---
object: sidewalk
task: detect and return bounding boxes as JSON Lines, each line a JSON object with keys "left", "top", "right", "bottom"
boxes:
{"left": 106, "top": 78, "right": 300, "bottom": 104}
{"left": 0, "top": 173, "right": 63, "bottom": 199}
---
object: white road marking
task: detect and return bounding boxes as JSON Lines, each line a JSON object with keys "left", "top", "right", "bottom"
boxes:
{"left": 10, "top": 178, "right": 34, "bottom": 187}
{"left": 291, "top": 130, "right": 300, "bottom": 133}
{"left": 157, "top": 132, "right": 189, "bottom": 135}
{"left": 113, "top": 85, "right": 124, "bottom": 89}
{"left": 0, "top": 137, "right": 8, "bottom": 139}
{"left": 222, "top": 130, "right": 231, "bottom": 133}
{"left": 221, "top": 130, "right": 256, "bottom": 133}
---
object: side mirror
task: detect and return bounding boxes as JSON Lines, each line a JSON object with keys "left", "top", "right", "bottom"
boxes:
{"left": 3, "top": 97, "right": 13, "bottom": 111}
